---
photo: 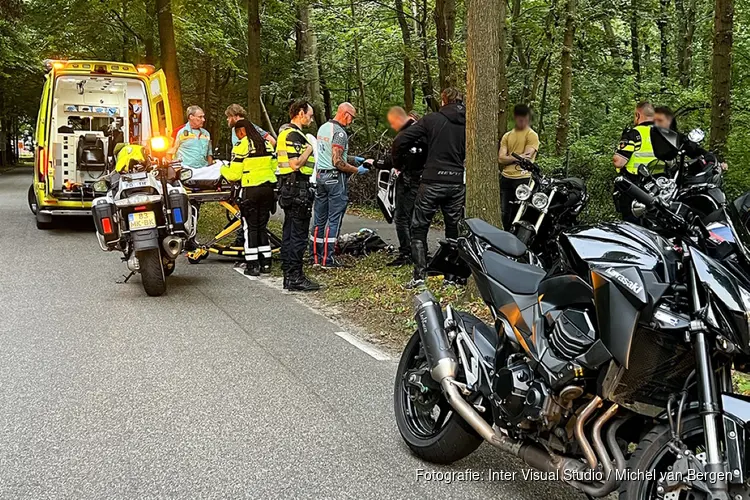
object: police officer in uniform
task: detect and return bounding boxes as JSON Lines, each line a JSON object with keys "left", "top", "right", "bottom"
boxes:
{"left": 228, "top": 120, "right": 277, "bottom": 276}
{"left": 613, "top": 101, "right": 660, "bottom": 223}
{"left": 276, "top": 100, "right": 320, "bottom": 291}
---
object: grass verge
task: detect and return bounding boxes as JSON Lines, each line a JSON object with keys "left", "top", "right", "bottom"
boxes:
{"left": 196, "top": 202, "right": 483, "bottom": 348}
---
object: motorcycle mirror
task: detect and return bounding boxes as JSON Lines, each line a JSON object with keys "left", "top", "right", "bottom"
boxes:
{"left": 638, "top": 165, "right": 651, "bottom": 178}
{"left": 688, "top": 128, "right": 705, "bottom": 144}
{"left": 179, "top": 169, "right": 193, "bottom": 181}
{"left": 632, "top": 200, "right": 647, "bottom": 218}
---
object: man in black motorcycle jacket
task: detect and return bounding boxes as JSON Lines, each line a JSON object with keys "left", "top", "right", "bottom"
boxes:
{"left": 382, "top": 106, "right": 426, "bottom": 267}
{"left": 397, "top": 88, "right": 466, "bottom": 288}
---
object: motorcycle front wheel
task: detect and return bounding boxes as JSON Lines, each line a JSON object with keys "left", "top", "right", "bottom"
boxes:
{"left": 137, "top": 248, "right": 167, "bottom": 296}
{"left": 393, "top": 330, "right": 483, "bottom": 464}
{"left": 618, "top": 415, "right": 721, "bottom": 499}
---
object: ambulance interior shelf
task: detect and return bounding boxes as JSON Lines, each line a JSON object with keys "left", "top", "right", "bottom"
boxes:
{"left": 48, "top": 75, "right": 152, "bottom": 192}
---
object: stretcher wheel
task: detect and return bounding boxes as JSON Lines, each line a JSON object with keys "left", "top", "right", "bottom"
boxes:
{"left": 186, "top": 248, "right": 209, "bottom": 264}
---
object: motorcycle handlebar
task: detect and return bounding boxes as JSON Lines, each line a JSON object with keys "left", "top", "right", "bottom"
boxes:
{"left": 614, "top": 176, "right": 658, "bottom": 208}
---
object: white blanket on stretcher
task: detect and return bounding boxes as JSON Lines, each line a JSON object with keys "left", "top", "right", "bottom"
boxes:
{"left": 185, "top": 161, "right": 225, "bottom": 181}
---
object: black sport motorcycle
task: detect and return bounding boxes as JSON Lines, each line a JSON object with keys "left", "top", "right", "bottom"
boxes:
{"left": 507, "top": 152, "right": 588, "bottom": 266}
{"left": 395, "top": 176, "right": 750, "bottom": 499}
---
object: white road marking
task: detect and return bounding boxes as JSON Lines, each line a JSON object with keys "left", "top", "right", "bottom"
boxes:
{"left": 333, "top": 331, "right": 391, "bottom": 361}
{"left": 233, "top": 267, "right": 392, "bottom": 361}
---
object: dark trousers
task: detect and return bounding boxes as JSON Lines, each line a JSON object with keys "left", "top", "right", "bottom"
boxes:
{"left": 410, "top": 182, "right": 466, "bottom": 279}
{"left": 310, "top": 170, "right": 348, "bottom": 266}
{"left": 500, "top": 176, "right": 529, "bottom": 230}
{"left": 279, "top": 175, "right": 313, "bottom": 276}
{"left": 394, "top": 176, "right": 419, "bottom": 257}
{"left": 241, "top": 183, "right": 275, "bottom": 263}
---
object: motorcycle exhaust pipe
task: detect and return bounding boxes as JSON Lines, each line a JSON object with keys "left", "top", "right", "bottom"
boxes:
{"left": 413, "top": 292, "right": 458, "bottom": 383}
{"left": 162, "top": 235, "right": 183, "bottom": 259}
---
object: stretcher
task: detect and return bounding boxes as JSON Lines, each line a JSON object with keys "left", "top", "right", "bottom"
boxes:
{"left": 183, "top": 171, "right": 281, "bottom": 264}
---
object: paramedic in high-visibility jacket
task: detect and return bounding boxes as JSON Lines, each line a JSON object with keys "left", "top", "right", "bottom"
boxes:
{"left": 228, "top": 120, "right": 277, "bottom": 276}
{"left": 309, "top": 102, "right": 370, "bottom": 269}
{"left": 613, "top": 101, "right": 659, "bottom": 223}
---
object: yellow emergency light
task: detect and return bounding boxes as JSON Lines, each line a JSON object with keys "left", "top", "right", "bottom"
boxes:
{"left": 136, "top": 64, "right": 155, "bottom": 75}
{"left": 150, "top": 136, "right": 169, "bottom": 152}
{"left": 43, "top": 59, "right": 66, "bottom": 71}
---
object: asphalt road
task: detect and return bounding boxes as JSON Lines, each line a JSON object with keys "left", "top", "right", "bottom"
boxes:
{"left": 0, "top": 165, "right": 584, "bottom": 499}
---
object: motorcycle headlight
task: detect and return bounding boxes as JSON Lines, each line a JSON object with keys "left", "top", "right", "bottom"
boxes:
{"left": 531, "top": 192, "right": 549, "bottom": 209}
{"left": 93, "top": 180, "right": 109, "bottom": 192}
{"left": 515, "top": 184, "right": 532, "bottom": 201}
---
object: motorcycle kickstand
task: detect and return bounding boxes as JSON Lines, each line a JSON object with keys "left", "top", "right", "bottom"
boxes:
{"left": 116, "top": 271, "right": 135, "bottom": 284}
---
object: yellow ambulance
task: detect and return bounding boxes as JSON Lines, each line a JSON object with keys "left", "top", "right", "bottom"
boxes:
{"left": 30, "top": 60, "right": 173, "bottom": 228}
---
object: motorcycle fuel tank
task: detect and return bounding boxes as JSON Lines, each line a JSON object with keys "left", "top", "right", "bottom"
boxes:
{"left": 559, "top": 222, "right": 679, "bottom": 283}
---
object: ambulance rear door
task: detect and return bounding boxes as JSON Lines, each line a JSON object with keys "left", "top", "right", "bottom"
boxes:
{"left": 147, "top": 69, "right": 173, "bottom": 138}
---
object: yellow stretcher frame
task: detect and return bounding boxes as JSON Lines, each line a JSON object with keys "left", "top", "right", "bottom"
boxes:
{"left": 185, "top": 187, "right": 281, "bottom": 264}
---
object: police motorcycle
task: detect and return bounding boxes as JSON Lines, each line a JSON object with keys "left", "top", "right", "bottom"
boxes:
{"left": 631, "top": 128, "right": 726, "bottom": 225}
{"left": 395, "top": 167, "right": 750, "bottom": 498}
{"left": 91, "top": 137, "right": 195, "bottom": 297}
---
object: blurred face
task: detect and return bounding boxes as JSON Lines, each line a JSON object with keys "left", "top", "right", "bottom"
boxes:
{"left": 654, "top": 112, "right": 671, "bottom": 129}
{"left": 189, "top": 109, "right": 205, "bottom": 129}
{"left": 634, "top": 108, "right": 642, "bottom": 125}
{"left": 387, "top": 112, "right": 407, "bottom": 132}
{"left": 514, "top": 114, "right": 530, "bottom": 130}
{"left": 235, "top": 126, "right": 247, "bottom": 140}
{"left": 296, "top": 105, "right": 314, "bottom": 127}
{"left": 342, "top": 109, "right": 356, "bottom": 127}
{"left": 227, "top": 114, "right": 241, "bottom": 127}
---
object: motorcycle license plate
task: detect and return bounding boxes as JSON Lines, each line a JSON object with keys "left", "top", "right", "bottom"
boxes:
{"left": 128, "top": 211, "right": 156, "bottom": 230}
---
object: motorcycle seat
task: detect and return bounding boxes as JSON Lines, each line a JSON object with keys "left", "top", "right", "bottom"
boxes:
{"left": 464, "top": 218, "right": 527, "bottom": 257}
{"left": 483, "top": 250, "right": 546, "bottom": 295}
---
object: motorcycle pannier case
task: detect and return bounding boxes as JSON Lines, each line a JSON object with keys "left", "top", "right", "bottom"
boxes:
{"left": 168, "top": 191, "right": 190, "bottom": 232}
{"left": 92, "top": 198, "right": 119, "bottom": 245}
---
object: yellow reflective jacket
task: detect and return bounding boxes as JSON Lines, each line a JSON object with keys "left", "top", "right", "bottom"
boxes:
{"left": 225, "top": 137, "right": 277, "bottom": 187}
{"left": 276, "top": 124, "right": 315, "bottom": 176}
{"left": 115, "top": 144, "right": 148, "bottom": 173}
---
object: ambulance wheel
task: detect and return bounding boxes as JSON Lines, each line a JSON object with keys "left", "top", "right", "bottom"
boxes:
{"left": 28, "top": 185, "right": 38, "bottom": 215}
{"left": 138, "top": 249, "right": 166, "bottom": 296}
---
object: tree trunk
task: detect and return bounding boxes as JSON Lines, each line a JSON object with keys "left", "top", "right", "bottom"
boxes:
{"left": 155, "top": 0, "right": 183, "bottom": 130}
{"left": 539, "top": 58, "right": 551, "bottom": 134}
{"left": 555, "top": 0, "right": 576, "bottom": 155}
{"left": 497, "top": 0, "right": 508, "bottom": 142}
{"left": 247, "top": 0, "right": 262, "bottom": 123}
{"left": 675, "top": 0, "right": 697, "bottom": 87}
{"left": 603, "top": 19, "right": 620, "bottom": 63}
{"left": 395, "top": 0, "right": 414, "bottom": 111}
{"left": 658, "top": 0, "right": 669, "bottom": 85}
{"left": 319, "top": 56, "right": 333, "bottom": 121}
{"left": 350, "top": 0, "right": 371, "bottom": 142}
{"left": 435, "top": 0, "right": 456, "bottom": 90}
{"left": 203, "top": 56, "right": 212, "bottom": 131}
{"left": 710, "top": 0, "right": 733, "bottom": 155}
{"left": 630, "top": 0, "right": 640, "bottom": 91}
{"left": 466, "top": 0, "right": 501, "bottom": 226}
{"left": 417, "top": 0, "right": 437, "bottom": 110}
{"left": 297, "top": 0, "right": 325, "bottom": 126}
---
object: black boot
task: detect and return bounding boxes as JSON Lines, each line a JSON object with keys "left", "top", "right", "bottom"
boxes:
{"left": 406, "top": 240, "right": 427, "bottom": 289}
{"left": 283, "top": 272, "right": 290, "bottom": 289}
{"left": 288, "top": 271, "right": 321, "bottom": 292}
{"left": 244, "top": 262, "right": 260, "bottom": 276}
{"left": 260, "top": 257, "right": 272, "bottom": 274}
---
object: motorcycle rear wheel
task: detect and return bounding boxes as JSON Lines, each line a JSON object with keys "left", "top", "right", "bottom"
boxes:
{"left": 137, "top": 248, "right": 167, "bottom": 296}
{"left": 393, "top": 330, "right": 484, "bottom": 464}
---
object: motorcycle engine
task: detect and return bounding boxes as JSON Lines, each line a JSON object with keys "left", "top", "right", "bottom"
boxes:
{"left": 495, "top": 355, "right": 552, "bottom": 428}
{"left": 548, "top": 308, "right": 596, "bottom": 359}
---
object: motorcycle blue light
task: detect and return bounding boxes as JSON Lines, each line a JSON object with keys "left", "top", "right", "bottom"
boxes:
{"left": 173, "top": 208, "right": 183, "bottom": 224}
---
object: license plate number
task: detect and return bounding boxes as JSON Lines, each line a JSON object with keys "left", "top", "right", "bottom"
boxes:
{"left": 128, "top": 211, "right": 156, "bottom": 229}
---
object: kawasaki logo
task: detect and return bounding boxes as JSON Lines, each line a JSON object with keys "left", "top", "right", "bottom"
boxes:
{"left": 605, "top": 267, "right": 643, "bottom": 294}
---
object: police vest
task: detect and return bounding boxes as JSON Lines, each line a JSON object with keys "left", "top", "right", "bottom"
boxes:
{"left": 624, "top": 125, "right": 662, "bottom": 175}
{"left": 225, "top": 138, "right": 277, "bottom": 187}
{"left": 276, "top": 126, "right": 315, "bottom": 176}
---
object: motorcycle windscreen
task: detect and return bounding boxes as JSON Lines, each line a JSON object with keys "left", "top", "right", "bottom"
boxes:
{"left": 590, "top": 266, "right": 648, "bottom": 369}
{"left": 376, "top": 169, "right": 396, "bottom": 224}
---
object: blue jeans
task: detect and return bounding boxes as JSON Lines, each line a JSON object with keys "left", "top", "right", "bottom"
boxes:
{"left": 310, "top": 170, "right": 348, "bottom": 265}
